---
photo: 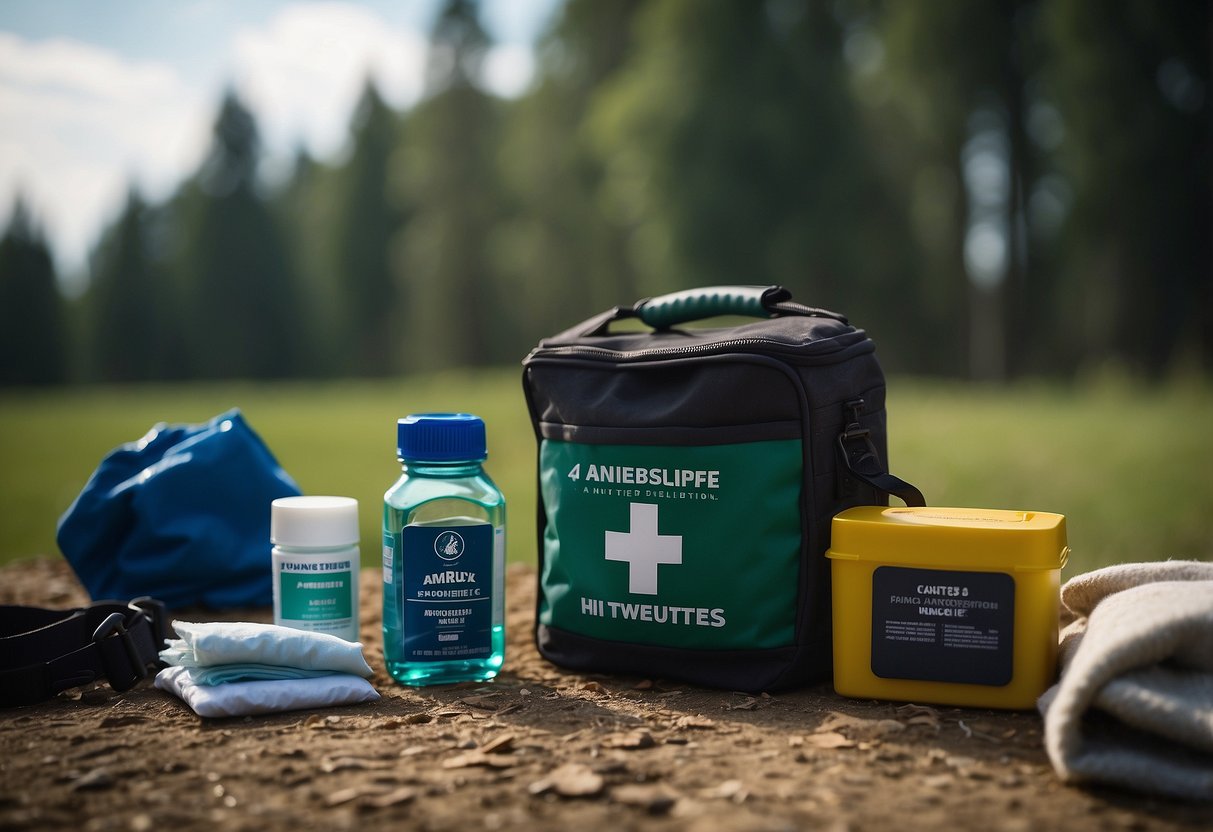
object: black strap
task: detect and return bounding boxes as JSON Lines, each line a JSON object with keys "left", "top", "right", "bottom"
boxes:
{"left": 0, "top": 597, "right": 170, "bottom": 708}
{"left": 836, "top": 399, "right": 926, "bottom": 508}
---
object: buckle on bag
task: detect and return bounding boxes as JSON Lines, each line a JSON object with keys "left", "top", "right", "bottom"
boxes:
{"left": 837, "top": 399, "right": 882, "bottom": 491}
{"left": 92, "top": 612, "right": 150, "bottom": 691}
{"left": 835, "top": 398, "right": 926, "bottom": 508}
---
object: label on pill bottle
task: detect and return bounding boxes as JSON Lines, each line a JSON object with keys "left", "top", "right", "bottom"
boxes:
{"left": 870, "top": 566, "right": 1015, "bottom": 686}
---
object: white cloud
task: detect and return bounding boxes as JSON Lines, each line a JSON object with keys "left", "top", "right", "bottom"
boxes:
{"left": 482, "top": 42, "right": 535, "bottom": 99}
{"left": 0, "top": 32, "right": 209, "bottom": 278}
{"left": 226, "top": 3, "right": 539, "bottom": 159}
{"left": 0, "top": 2, "right": 541, "bottom": 279}
{"left": 230, "top": 2, "right": 428, "bottom": 163}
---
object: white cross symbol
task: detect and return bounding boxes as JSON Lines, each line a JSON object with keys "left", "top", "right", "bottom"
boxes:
{"left": 604, "top": 502, "right": 683, "bottom": 595}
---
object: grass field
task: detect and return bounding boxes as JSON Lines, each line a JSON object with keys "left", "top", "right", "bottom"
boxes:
{"left": 1, "top": 370, "right": 1210, "bottom": 578}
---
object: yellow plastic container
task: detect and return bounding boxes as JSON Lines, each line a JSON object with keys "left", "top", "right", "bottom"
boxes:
{"left": 826, "top": 507, "right": 1068, "bottom": 710}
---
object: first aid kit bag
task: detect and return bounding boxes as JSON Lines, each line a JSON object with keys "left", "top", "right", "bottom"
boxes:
{"left": 522, "top": 285, "right": 923, "bottom": 692}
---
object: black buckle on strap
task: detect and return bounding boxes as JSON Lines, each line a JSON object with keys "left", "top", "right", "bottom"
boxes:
{"left": 92, "top": 612, "right": 149, "bottom": 692}
{"left": 836, "top": 420, "right": 881, "bottom": 478}
{"left": 0, "top": 597, "right": 170, "bottom": 707}
{"left": 836, "top": 398, "right": 882, "bottom": 485}
{"left": 836, "top": 398, "right": 926, "bottom": 508}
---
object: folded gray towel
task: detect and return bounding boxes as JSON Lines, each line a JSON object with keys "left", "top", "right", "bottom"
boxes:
{"left": 1037, "top": 560, "right": 1213, "bottom": 800}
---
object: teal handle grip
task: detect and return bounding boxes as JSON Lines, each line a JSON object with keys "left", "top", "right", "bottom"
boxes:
{"left": 636, "top": 285, "right": 789, "bottom": 329}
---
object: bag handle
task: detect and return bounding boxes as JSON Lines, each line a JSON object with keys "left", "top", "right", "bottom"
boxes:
{"left": 573, "top": 285, "right": 848, "bottom": 337}
{"left": 637, "top": 285, "right": 848, "bottom": 329}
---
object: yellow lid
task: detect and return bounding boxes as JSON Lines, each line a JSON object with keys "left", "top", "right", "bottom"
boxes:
{"left": 827, "top": 506, "right": 1068, "bottom": 571}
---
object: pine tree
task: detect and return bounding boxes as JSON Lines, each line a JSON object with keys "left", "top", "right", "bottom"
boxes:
{"left": 273, "top": 147, "right": 343, "bottom": 376}
{"left": 495, "top": 0, "right": 645, "bottom": 342}
{"left": 0, "top": 199, "right": 67, "bottom": 386}
{"left": 583, "top": 0, "right": 922, "bottom": 368}
{"left": 174, "top": 90, "right": 307, "bottom": 379}
{"left": 876, "top": 0, "right": 1051, "bottom": 379}
{"left": 332, "top": 80, "right": 406, "bottom": 376}
{"left": 1042, "top": 0, "right": 1211, "bottom": 375}
{"left": 398, "top": 0, "right": 507, "bottom": 369}
{"left": 86, "top": 189, "right": 183, "bottom": 381}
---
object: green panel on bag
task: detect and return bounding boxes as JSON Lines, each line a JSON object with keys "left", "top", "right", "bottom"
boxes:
{"left": 539, "top": 438, "right": 803, "bottom": 650}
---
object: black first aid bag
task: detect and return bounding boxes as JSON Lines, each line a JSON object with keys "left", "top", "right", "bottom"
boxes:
{"left": 522, "top": 285, "right": 923, "bottom": 692}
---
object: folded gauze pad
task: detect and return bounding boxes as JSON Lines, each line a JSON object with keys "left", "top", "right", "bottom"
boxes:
{"left": 156, "top": 666, "right": 379, "bottom": 718}
{"left": 155, "top": 620, "right": 379, "bottom": 717}
{"left": 160, "top": 620, "right": 374, "bottom": 676}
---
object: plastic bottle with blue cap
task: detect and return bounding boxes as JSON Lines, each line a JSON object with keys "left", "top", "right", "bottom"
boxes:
{"left": 383, "top": 413, "right": 506, "bottom": 685}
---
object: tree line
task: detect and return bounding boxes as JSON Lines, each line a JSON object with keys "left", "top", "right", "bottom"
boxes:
{"left": 1, "top": 0, "right": 1208, "bottom": 386}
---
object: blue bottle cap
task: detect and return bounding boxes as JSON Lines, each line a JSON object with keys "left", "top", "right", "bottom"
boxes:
{"left": 397, "top": 413, "right": 487, "bottom": 462}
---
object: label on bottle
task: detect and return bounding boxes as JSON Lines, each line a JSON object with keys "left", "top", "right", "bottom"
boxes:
{"left": 275, "top": 552, "right": 357, "bottom": 640}
{"left": 400, "top": 522, "right": 493, "bottom": 661}
{"left": 870, "top": 566, "right": 1015, "bottom": 686}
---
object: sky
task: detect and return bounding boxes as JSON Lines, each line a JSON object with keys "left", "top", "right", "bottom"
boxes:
{"left": 0, "top": 0, "right": 563, "bottom": 287}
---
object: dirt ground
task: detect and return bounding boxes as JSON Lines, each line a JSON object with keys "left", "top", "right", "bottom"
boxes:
{"left": 0, "top": 558, "right": 1207, "bottom": 832}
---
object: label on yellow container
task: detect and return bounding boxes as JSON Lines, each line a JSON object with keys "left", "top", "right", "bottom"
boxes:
{"left": 871, "top": 567, "right": 1014, "bottom": 686}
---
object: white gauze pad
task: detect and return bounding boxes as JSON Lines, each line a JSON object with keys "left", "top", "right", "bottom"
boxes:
{"left": 160, "top": 620, "right": 373, "bottom": 677}
{"left": 155, "top": 666, "right": 379, "bottom": 718}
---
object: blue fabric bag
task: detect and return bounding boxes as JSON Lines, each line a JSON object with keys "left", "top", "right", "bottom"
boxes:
{"left": 57, "top": 409, "right": 301, "bottom": 608}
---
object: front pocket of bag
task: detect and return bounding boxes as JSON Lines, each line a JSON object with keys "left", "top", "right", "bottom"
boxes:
{"left": 538, "top": 432, "right": 803, "bottom": 651}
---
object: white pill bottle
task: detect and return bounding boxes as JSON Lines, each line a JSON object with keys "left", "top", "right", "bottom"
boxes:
{"left": 271, "top": 496, "right": 360, "bottom": 642}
